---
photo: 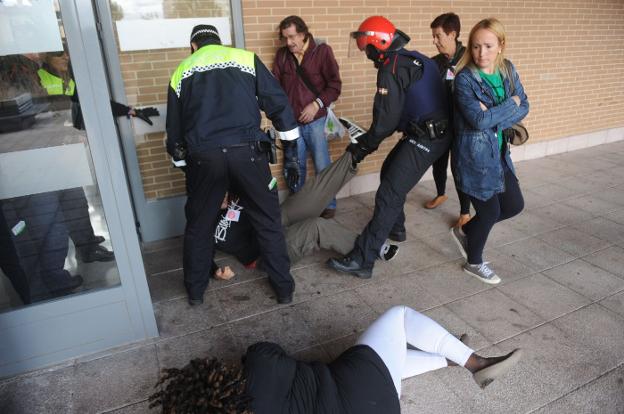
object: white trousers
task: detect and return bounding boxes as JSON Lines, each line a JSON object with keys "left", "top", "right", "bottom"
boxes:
{"left": 355, "top": 306, "right": 474, "bottom": 397}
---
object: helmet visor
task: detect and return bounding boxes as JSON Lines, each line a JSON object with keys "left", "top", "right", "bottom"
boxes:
{"left": 348, "top": 31, "right": 367, "bottom": 58}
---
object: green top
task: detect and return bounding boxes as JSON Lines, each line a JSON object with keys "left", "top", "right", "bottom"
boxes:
{"left": 479, "top": 69, "right": 505, "bottom": 150}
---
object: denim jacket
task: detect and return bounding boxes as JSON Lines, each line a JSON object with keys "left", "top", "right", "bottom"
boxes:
{"left": 452, "top": 60, "right": 529, "bottom": 201}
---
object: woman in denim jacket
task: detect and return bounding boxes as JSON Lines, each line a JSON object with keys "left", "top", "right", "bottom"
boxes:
{"left": 450, "top": 18, "right": 529, "bottom": 284}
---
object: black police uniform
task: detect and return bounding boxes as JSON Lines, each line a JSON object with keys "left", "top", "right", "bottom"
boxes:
{"left": 166, "top": 40, "right": 299, "bottom": 302}
{"left": 1, "top": 192, "right": 83, "bottom": 304}
{"left": 350, "top": 49, "right": 452, "bottom": 269}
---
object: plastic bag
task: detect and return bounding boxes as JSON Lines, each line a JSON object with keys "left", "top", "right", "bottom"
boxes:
{"left": 324, "top": 107, "right": 346, "bottom": 141}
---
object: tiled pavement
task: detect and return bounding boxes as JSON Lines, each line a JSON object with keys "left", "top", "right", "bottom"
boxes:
{"left": 2, "top": 141, "right": 624, "bottom": 413}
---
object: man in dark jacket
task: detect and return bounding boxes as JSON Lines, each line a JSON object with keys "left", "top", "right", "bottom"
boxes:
{"left": 327, "top": 16, "right": 452, "bottom": 278}
{"left": 166, "top": 25, "right": 300, "bottom": 305}
{"left": 424, "top": 12, "right": 472, "bottom": 229}
{"left": 273, "top": 15, "right": 342, "bottom": 218}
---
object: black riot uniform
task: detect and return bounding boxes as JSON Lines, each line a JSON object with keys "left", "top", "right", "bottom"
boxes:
{"left": 166, "top": 26, "right": 300, "bottom": 304}
{"left": 328, "top": 18, "right": 451, "bottom": 276}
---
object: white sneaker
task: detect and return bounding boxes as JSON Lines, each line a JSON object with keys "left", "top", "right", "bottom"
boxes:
{"left": 463, "top": 262, "right": 501, "bottom": 284}
{"left": 379, "top": 243, "right": 399, "bottom": 261}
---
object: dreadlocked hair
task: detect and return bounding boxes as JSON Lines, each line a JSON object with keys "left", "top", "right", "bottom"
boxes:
{"left": 149, "top": 357, "right": 252, "bottom": 413}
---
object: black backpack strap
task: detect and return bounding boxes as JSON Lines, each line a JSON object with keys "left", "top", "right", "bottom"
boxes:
{"left": 290, "top": 52, "right": 319, "bottom": 96}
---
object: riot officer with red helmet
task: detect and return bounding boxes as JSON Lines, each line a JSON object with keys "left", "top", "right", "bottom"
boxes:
{"left": 328, "top": 16, "right": 452, "bottom": 277}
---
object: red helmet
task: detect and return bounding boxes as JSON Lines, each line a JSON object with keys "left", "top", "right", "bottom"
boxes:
{"left": 351, "top": 16, "right": 409, "bottom": 53}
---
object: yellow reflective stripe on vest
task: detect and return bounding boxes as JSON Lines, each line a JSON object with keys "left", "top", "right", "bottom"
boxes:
{"left": 37, "top": 68, "right": 75, "bottom": 96}
{"left": 169, "top": 45, "right": 255, "bottom": 97}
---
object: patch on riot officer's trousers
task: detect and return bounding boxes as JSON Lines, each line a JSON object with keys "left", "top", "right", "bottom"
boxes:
{"left": 407, "top": 138, "right": 431, "bottom": 153}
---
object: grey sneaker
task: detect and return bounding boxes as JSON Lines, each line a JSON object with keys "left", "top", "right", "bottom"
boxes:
{"left": 463, "top": 262, "right": 501, "bottom": 284}
{"left": 450, "top": 227, "right": 468, "bottom": 259}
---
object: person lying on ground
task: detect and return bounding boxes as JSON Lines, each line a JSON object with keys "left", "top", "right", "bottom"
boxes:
{"left": 150, "top": 305, "right": 524, "bottom": 413}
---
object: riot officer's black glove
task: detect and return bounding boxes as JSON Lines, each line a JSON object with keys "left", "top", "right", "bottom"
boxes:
{"left": 281, "top": 139, "right": 300, "bottom": 193}
{"left": 285, "top": 165, "right": 299, "bottom": 192}
{"left": 346, "top": 140, "right": 372, "bottom": 167}
{"left": 133, "top": 107, "right": 160, "bottom": 125}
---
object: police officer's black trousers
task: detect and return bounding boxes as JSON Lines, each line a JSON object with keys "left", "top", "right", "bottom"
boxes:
{"left": 59, "top": 188, "right": 98, "bottom": 247}
{"left": 183, "top": 143, "right": 294, "bottom": 300}
{"left": 1, "top": 192, "right": 75, "bottom": 303}
{"left": 350, "top": 135, "right": 451, "bottom": 268}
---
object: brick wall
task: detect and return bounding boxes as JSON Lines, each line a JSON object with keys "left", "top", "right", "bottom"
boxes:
{"left": 118, "top": 0, "right": 624, "bottom": 200}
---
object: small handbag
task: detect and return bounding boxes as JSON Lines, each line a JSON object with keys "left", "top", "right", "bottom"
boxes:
{"left": 509, "top": 122, "right": 529, "bottom": 145}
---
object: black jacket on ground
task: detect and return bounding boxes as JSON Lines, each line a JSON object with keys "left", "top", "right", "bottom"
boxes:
{"left": 244, "top": 342, "right": 399, "bottom": 414}
{"left": 213, "top": 203, "right": 259, "bottom": 265}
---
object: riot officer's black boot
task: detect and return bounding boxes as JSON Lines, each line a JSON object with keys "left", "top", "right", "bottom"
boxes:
{"left": 326, "top": 256, "right": 372, "bottom": 279}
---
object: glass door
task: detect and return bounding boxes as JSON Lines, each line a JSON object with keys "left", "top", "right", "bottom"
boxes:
{"left": 0, "top": 0, "right": 157, "bottom": 378}
{"left": 94, "top": 0, "right": 244, "bottom": 242}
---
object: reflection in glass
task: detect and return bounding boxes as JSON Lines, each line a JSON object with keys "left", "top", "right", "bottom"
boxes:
{"left": 0, "top": 6, "right": 120, "bottom": 312}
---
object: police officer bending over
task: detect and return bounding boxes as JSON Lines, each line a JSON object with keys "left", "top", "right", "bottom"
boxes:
{"left": 166, "top": 25, "right": 300, "bottom": 305}
{"left": 328, "top": 16, "right": 451, "bottom": 278}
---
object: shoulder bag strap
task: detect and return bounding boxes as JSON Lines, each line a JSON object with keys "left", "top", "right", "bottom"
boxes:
{"left": 504, "top": 59, "right": 515, "bottom": 95}
{"left": 290, "top": 52, "right": 319, "bottom": 96}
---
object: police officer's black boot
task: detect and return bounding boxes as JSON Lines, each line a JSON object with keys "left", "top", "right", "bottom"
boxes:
{"left": 388, "top": 230, "right": 406, "bottom": 242}
{"left": 277, "top": 293, "right": 293, "bottom": 304}
{"left": 188, "top": 297, "right": 204, "bottom": 306}
{"left": 326, "top": 256, "right": 372, "bottom": 279}
{"left": 77, "top": 244, "right": 114, "bottom": 263}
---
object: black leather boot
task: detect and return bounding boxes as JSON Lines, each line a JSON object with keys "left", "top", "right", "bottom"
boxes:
{"left": 326, "top": 256, "right": 372, "bottom": 279}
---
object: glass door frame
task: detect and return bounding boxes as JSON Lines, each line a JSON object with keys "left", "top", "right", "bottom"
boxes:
{"left": 94, "top": 0, "right": 246, "bottom": 242}
{"left": 0, "top": 0, "right": 158, "bottom": 378}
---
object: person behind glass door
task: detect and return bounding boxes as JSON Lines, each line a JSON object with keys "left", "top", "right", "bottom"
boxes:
{"left": 37, "top": 49, "right": 158, "bottom": 262}
{"left": 0, "top": 53, "right": 85, "bottom": 304}
{"left": 425, "top": 12, "right": 473, "bottom": 229}
{"left": 37, "top": 50, "right": 116, "bottom": 263}
{"left": 272, "top": 15, "right": 343, "bottom": 219}
{"left": 149, "top": 305, "right": 524, "bottom": 413}
{"left": 450, "top": 18, "right": 529, "bottom": 284}
{"left": 0, "top": 192, "right": 85, "bottom": 304}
